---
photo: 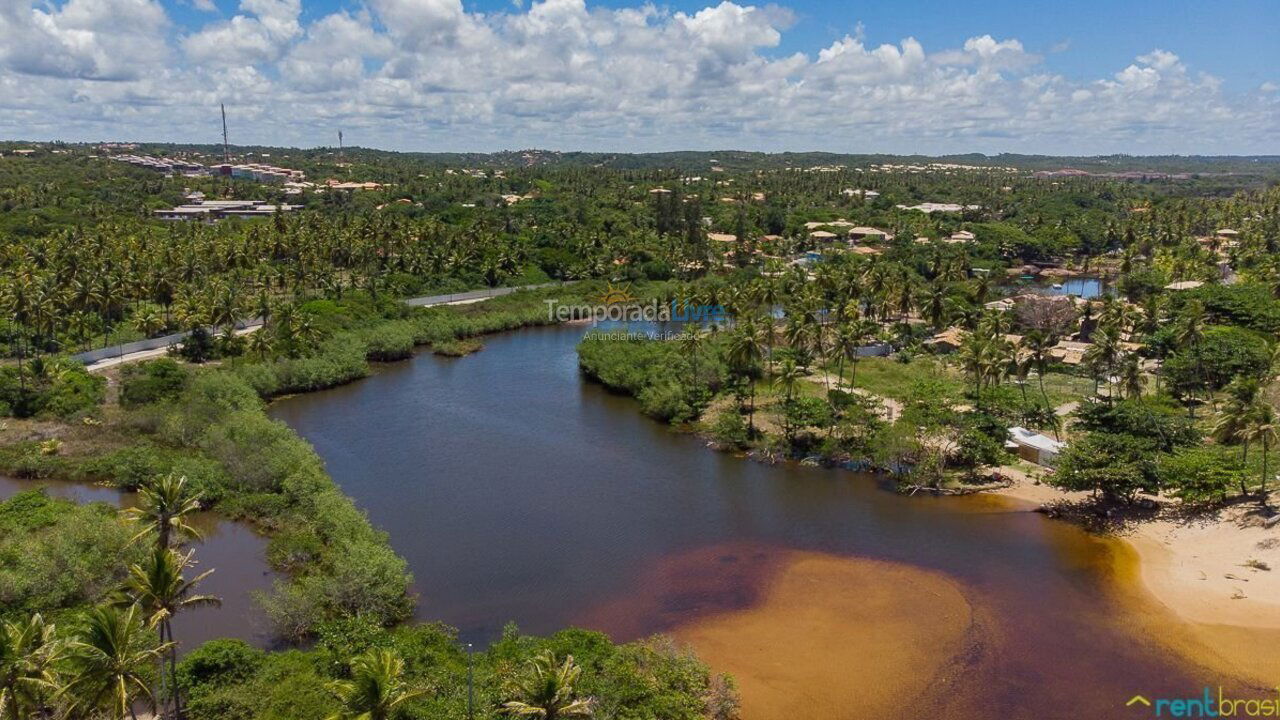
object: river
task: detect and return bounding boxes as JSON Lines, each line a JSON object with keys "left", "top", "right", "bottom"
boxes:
{"left": 267, "top": 322, "right": 1263, "bottom": 719}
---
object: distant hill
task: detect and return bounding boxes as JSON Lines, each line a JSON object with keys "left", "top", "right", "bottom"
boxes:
{"left": 7, "top": 140, "right": 1279, "bottom": 176}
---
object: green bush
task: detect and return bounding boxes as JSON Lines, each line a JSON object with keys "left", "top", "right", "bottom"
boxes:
{"left": 362, "top": 320, "right": 416, "bottom": 361}
{"left": 120, "top": 358, "right": 190, "bottom": 408}
{"left": 0, "top": 359, "right": 105, "bottom": 419}
{"left": 709, "top": 409, "right": 749, "bottom": 449}
{"left": 0, "top": 490, "right": 144, "bottom": 618}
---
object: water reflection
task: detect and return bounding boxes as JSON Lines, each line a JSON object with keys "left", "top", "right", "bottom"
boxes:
{"left": 268, "top": 323, "right": 1252, "bottom": 719}
{"left": 0, "top": 475, "right": 275, "bottom": 650}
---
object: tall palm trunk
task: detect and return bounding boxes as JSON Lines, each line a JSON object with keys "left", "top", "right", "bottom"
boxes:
{"left": 1263, "top": 437, "right": 1271, "bottom": 507}
{"left": 1242, "top": 442, "right": 1251, "bottom": 497}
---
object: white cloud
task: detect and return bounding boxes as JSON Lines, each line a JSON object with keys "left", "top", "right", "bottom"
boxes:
{"left": 0, "top": 0, "right": 169, "bottom": 81}
{"left": 0, "top": 0, "right": 1274, "bottom": 154}
{"left": 183, "top": 0, "right": 302, "bottom": 66}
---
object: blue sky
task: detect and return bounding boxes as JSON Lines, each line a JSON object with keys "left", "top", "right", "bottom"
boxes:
{"left": 3, "top": 0, "right": 1278, "bottom": 153}
{"left": 166, "top": 0, "right": 1280, "bottom": 90}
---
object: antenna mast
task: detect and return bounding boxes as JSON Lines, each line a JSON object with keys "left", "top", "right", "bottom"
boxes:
{"left": 221, "top": 104, "right": 230, "bottom": 163}
{"left": 338, "top": 130, "right": 344, "bottom": 162}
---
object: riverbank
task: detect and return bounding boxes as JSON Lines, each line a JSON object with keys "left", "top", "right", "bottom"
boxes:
{"left": 991, "top": 471, "right": 1280, "bottom": 685}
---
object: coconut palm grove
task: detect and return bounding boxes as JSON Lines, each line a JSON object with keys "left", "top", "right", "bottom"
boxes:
{"left": 1, "top": 139, "right": 1280, "bottom": 719}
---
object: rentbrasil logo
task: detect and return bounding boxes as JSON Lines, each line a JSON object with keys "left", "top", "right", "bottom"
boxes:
{"left": 1125, "top": 688, "right": 1280, "bottom": 717}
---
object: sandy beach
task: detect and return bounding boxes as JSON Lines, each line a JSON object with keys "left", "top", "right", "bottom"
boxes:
{"left": 993, "top": 471, "right": 1280, "bottom": 684}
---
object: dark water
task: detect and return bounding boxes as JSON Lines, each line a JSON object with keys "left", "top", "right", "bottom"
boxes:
{"left": 0, "top": 476, "right": 275, "bottom": 650}
{"left": 269, "top": 323, "right": 1250, "bottom": 718}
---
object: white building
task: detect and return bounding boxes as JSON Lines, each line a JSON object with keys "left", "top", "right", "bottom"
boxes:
{"left": 1007, "top": 427, "right": 1065, "bottom": 468}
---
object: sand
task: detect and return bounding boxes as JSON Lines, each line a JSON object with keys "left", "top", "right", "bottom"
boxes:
{"left": 1128, "top": 508, "right": 1280, "bottom": 685}
{"left": 669, "top": 551, "right": 975, "bottom": 720}
{"left": 992, "top": 471, "right": 1280, "bottom": 685}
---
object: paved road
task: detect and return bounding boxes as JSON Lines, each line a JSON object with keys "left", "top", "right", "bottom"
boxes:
{"left": 73, "top": 281, "right": 568, "bottom": 371}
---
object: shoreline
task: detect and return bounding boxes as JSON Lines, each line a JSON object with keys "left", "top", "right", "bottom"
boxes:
{"left": 990, "top": 475, "right": 1280, "bottom": 685}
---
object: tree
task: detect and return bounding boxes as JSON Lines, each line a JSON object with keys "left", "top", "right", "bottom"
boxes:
{"left": 1213, "top": 377, "right": 1260, "bottom": 496}
{"left": 62, "top": 605, "right": 170, "bottom": 720}
{"left": 117, "top": 547, "right": 221, "bottom": 719}
{"left": 125, "top": 473, "right": 203, "bottom": 550}
{"left": 1049, "top": 432, "right": 1159, "bottom": 504}
{"left": 1119, "top": 353, "right": 1144, "bottom": 400}
{"left": 773, "top": 356, "right": 805, "bottom": 447}
{"left": 677, "top": 325, "right": 702, "bottom": 389}
{"left": 726, "top": 317, "right": 767, "bottom": 436}
{"left": 1173, "top": 300, "right": 1207, "bottom": 414}
{"left": 1158, "top": 447, "right": 1246, "bottom": 505}
{"left": 325, "top": 648, "right": 423, "bottom": 720}
{"left": 0, "top": 614, "right": 62, "bottom": 720}
{"left": 1241, "top": 402, "right": 1279, "bottom": 507}
{"left": 502, "top": 650, "right": 593, "bottom": 720}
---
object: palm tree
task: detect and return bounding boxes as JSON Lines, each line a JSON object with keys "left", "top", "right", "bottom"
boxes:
{"left": 727, "top": 317, "right": 767, "bottom": 435}
{"left": 923, "top": 282, "right": 948, "bottom": 330}
{"left": 0, "top": 614, "right": 62, "bottom": 720}
{"left": 62, "top": 606, "right": 170, "bottom": 720}
{"left": 326, "top": 649, "right": 424, "bottom": 720}
{"left": 1242, "top": 403, "right": 1279, "bottom": 508}
{"left": 774, "top": 356, "right": 805, "bottom": 447}
{"left": 678, "top": 325, "right": 702, "bottom": 388}
{"left": 845, "top": 318, "right": 876, "bottom": 385}
{"left": 1119, "top": 353, "right": 1145, "bottom": 400}
{"left": 125, "top": 474, "right": 203, "bottom": 550}
{"left": 248, "top": 328, "right": 274, "bottom": 359}
{"left": 502, "top": 651, "right": 593, "bottom": 720}
{"left": 116, "top": 547, "right": 221, "bottom": 719}
{"left": 958, "top": 331, "right": 995, "bottom": 410}
{"left": 1214, "top": 378, "right": 1261, "bottom": 497}
{"left": 1174, "top": 300, "right": 1208, "bottom": 415}
{"left": 1024, "top": 330, "right": 1054, "bottom": 408}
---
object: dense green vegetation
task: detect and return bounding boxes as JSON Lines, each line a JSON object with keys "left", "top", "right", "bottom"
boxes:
{"left": 3, "top": 145, "right": 1280, "bottom": 718}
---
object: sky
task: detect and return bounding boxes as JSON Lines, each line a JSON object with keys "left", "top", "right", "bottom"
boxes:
{"left": 1, "top": 0, "right": 1277, "bottom": 155}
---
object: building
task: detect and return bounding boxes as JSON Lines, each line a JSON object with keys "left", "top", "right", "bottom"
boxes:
{"left": 154, "top": 199, "right": 297, "bottom": 222}
{"left": 113, "top": 154, "right": 204, "bottom": 174}
{"left": 925, "top": 327, "right": 966, "bottom": 353}
{"left": 1007, "top": 427, "right": 1065, "bottom": 467}
{"left": 211, "top": 163, "right": 305, "bottom": 183}
{"left": 707, "top": 232, "right": 738, "bottom": 243}
{"left": 848, "top": 226, "right": 892, "bottom": 243}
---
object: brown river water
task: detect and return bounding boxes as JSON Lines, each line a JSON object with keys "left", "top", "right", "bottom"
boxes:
{"left": 4, "top": 322, "right": 1268, "bottom": 718}
{"left": 267, "top": 323, "right": 1273, "bottom": 720}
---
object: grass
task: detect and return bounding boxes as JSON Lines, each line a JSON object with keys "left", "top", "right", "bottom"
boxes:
{"left": 841, "top": 356, "right": 963, "bottom": 401}
{"left": 1037, "top": 372, "right": 1095, "bottom": 407}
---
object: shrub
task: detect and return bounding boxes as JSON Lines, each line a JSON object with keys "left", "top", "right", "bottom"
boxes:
{"left": 0, "top": 360, "right": 105, "bottom": 419}
{"left": 177, "top": 638, "right": 265, "bottom": 691}
{"left": 709, "top": 409, "right": 749, "bottom": 449}
{"left": 0, "top": 490, "right": 144, "bottom": 616}
{"left": 639, "top": 380, "right": 697, "bottom": 423}
{"left": 361, "top": 321, "right": 415, "bottom": 361}
{"left": 120, "top": 358, "right": 190, "bottom": 408}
